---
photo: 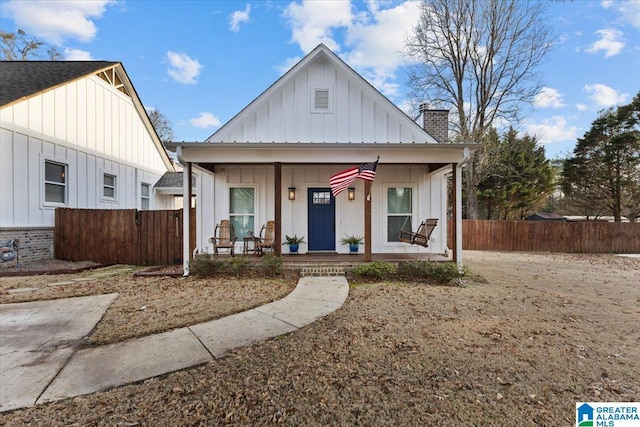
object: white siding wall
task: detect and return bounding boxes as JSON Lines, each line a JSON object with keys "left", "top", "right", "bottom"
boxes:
{"left": 210, "top": 55, "right": 427, "bottom": 144}
{"left": 0, "top": 74, "right": 170, "bottom": 228}
{"left": 196, "top": 164, "right": 447, "bottom": 255}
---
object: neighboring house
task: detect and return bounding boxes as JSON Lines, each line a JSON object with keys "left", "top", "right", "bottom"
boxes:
{"left": 0, "top": 61, "right": 175, "bottom": 263}
{"left": 167, "top": 44, "right": 478, "bottom": 272}
{"left": 525, "top": 213, "right": 567, "bottom": 222}
{"left": 153, "top": 171, "right": 196, "bottom": 209}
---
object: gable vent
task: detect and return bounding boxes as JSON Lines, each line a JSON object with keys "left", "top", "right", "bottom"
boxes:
{"left": 315, "top": 89, "right": 329, "bottom": 109}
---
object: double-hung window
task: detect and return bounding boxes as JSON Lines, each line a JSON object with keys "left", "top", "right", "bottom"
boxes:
{"left": 229, "top": 187, "right": 255, "bottom": 238}
{"left": 103, "top": 173, "right": 117, "bottom": 200}
{"left": 141, "top": 183, "right": 150, "bottom": 210}
{"left": 387, "top": 187, "right": 412, "bottom": 242}
{"left": 44, "top": 160, "right": 67, "bottom": 204}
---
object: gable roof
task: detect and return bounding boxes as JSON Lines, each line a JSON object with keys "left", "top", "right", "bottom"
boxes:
{"left": 206, "top": 44, "right": 437, "bottom": 144}
{"left": 154, "top": 172, "right": 196, "bottom": 189}
{"left": 0, "top": 60, "right": 174, "bottom": 170}
{"left": 0, "top": 61, "right": 118, "bottom": 106}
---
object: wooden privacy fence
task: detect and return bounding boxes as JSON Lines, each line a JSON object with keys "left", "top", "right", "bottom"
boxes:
{"left": 449, "top": 220, "right": 640, "bottom": 253}
{"left": 55, "top": 208, "right": 196, "bottom": 265}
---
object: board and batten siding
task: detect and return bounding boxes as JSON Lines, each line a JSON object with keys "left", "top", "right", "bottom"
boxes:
{"left": 0, "top": 73, "right": 170, "bottom": 228}
{"left": 209, "top": 56, "right": 427, "bottom": 144}
{"left": 199, "top": 164, "right": 447, "bottom": 255}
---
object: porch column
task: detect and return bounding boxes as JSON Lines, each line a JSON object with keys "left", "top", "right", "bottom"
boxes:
{"left": 182, "top": 161, "right": 192, "bottom": 276}
{"left": 364, "top": 179, "right": 372, "bottom": 262}
{"left": 454, "top": 163, "right": 463, "bottom": 269}
{"left": 274, "top": 162, "right": 282, "bottom": 256}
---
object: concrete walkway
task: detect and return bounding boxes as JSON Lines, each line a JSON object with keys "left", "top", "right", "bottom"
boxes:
{"left": 0, "top": 275, "right": 349, "bottom": 412}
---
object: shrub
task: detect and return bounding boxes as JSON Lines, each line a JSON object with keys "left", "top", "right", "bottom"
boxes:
{"left": 189, "top": 253, "right": 285, "bottom": 278}
{"left": 258, "top": 254, "right": 284, "bottom": 277}
{"left": 354, "top": 261, "right": 397, "bottom": 280}
{"left": 397, "top": 260, "right": 428, "bottom": 278}
{"left": 426, "top": 262, "right": 465, "bottom": 283}
{"left": 226, "top": 256, "right": 251, "bottom": 275}
{"left": 398, "top": 260, "right": 464, "bottom": 284}
{"left": 190, "top": 254, "right": 224, "bottom": 277}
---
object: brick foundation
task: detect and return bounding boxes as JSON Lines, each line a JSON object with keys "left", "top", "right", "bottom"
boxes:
{"left": 0, "top": 227, "right": 54, "bottom": 267}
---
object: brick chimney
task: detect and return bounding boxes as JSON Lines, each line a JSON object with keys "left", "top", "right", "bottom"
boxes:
{"left": 420, "top": 102, "right": 449, "bottom": 143}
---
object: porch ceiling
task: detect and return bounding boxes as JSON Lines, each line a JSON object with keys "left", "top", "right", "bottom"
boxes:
{"left": 166, "top": 142, "right": 479, "bottom": 165}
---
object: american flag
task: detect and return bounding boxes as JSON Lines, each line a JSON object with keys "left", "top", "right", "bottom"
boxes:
{"left": 329, "top": 158, "right": 378, "bottom": 197}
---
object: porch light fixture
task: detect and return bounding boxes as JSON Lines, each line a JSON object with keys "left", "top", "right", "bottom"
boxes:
{"left": 288, "top": 187, "right": 296, "bottom": 200}
{"left": 347, "top": 187, "right": 355, "bottom": 201}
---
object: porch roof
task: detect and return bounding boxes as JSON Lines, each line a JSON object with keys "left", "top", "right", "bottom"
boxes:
{"left": 165, "top": 141, "right": 479, "bottom": 165}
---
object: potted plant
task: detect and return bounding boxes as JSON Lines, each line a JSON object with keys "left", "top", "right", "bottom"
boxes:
{"left": 283, "top": 234, "right": 305, "bottom": 254}
{"left": 341, "top": 234, "right": 363, "bottom": 254}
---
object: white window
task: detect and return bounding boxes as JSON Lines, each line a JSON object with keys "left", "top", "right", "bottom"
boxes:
{"left": 229, "top": 187, "right": 255, "bottom": 238}
{"left": 311, "top": 88, "right": 332, "bottom": 113}
{"left": 141, "top": 183, "right": 150, "bottom": 210}
{"left": 387, "top": 188, "right": 412, "bottom": 242}
{"left": 103, "top": 173, "right": 117, "bottom": 200}
{"left": 44, "top": 160, "right": 67, "bottom": 205}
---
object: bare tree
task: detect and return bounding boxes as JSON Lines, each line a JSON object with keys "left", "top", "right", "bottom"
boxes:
{"left": 1, "top": 29, "right": 44, "bottom": 60}
{"left": 405, "top": 0, "right": 555, "bottom": 218}
{"left": 147, "top": 108, "right": 175, "bottom": 143}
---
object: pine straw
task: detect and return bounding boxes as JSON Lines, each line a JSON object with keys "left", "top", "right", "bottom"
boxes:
{"left": 1, "top": 252, "right": 639, "bottom": 426}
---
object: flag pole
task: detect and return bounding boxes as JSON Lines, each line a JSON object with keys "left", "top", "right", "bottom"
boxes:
{"left": 366, "top": 156, "right": 379, "bottom": 201}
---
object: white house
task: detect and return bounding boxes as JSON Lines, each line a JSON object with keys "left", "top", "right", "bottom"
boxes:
{"left": 167, "top": 44, "right": 477, "bottom": 273}
{"left": 0, "top": 61, "right": 175, "bottom": 263}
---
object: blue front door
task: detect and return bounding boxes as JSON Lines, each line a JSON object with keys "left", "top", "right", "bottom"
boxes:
{"left": 307, "top": 188, "right": 335, "bottom": 251}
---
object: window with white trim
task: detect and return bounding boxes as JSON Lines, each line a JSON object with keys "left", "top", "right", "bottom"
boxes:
{"left": 387, "top": 187, "right": 412, "bottom": 242}
{"left": 141, "top": 183, "right": 150, "bottom": 210}
{"left": 103, "top": 173, "right": 117, "bottom": 199}
{"left": 44, "top": 160, "right": 67, "bottom": 204}
{"left": 229, "top": 187, "right": 255, "bottom": 238}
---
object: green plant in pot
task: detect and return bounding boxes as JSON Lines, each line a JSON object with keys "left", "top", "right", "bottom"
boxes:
{"left": 341, "top": 234, "right": 363, "bottom": 254}
{"left": 283, "top": 234, "right": 305, "bottom": 254}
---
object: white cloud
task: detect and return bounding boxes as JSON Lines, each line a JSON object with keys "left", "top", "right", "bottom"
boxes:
{"left": 583, "top": 84, "right": 628, "bottom": 107}
{"left": 602, "top": 0, "right": 640, "bottom": 28}
{"left": 576, "top": 103, "right": 588, "bottom": 111}
{"left": 189, "top": 112, "right": 221, "bottom": 128}
{"left": 230, "top": 4, "right": 251, "bottom": 32}
{"left": 534, "top": 87, "right": 566, "bottom": 108}
{"left": 166, "top": 51, "right": 203, "bottom": 85}
{"left": 283, "top": 0, "right": 353, "bottom": 53}
{"left": 283, "top": 1, "right": 421, "bottom": 98}
{"left": 64, "top": 48, "right": 92, "bottom": 60}
{"left": 585, "top": 29, "right": 625, "bottom": 57}
{"left": 2, "top": 0, "right": 116, "bottom": 45}
{"left": 524, "top": 116, "right": 580, "bottom": 146}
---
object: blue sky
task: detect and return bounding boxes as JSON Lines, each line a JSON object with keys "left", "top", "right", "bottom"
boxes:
{"left": 1, "top": 0, "right": 638, "bottom": 159}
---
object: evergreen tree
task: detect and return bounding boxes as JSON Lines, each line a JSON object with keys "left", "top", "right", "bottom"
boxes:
{"left": 562, "top": 92, "right": 640, "bottom": 222}
{"left": 478, "top": 127, "right": 555, "bottom": 219}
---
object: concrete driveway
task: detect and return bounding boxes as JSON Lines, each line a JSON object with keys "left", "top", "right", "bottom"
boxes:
{"left": 0, "top": 293, "right": 118, "bottom": 412}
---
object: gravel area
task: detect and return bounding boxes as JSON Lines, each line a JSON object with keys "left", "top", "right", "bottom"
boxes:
{"left": 1, "top": 251, "right": 638, "bottom": 426}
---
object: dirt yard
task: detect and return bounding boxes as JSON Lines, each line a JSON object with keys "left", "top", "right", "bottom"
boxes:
{"left": 1, "top": 251, "right": 638, "bottom": 426}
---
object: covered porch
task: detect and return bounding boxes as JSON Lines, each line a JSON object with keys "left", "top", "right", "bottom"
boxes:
{"left": 166, "top": 143, "right": 474, "bottom": 275}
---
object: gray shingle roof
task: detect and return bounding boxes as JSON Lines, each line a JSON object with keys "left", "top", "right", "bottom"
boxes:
{"left": 154, "top": 172, "right": 196, "bottom": 189}
{"left": 0, "top": 61, "right": 118, "bottom": 106}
